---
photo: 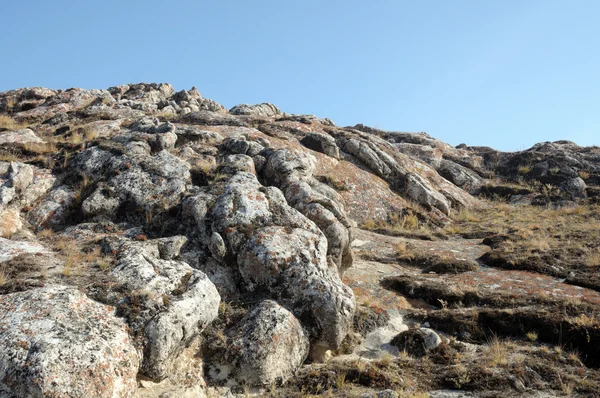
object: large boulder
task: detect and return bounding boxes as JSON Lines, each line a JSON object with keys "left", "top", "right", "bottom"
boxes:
{"left": 0, "top": 285, "right": 140, "bottom": 398}
{"left": 237, "top": 226, "right": 355, "bottom": 351}
{"left": 207, "top": 300, "right": 309, "bottom": 386}
{"left": 112, "top": 239, "right": 220, "bottom": 380}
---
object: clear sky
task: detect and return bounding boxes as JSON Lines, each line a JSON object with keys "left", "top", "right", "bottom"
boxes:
{"left": 1, "top": 1, "right": 598, "bottom": 151}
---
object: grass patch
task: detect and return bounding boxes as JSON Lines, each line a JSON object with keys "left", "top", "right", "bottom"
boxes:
{"left": 0, "top": 115, "right": 27, "bottom": 131}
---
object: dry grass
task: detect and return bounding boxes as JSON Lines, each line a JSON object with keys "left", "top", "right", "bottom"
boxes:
{"left": 485, "top": 335, "right": 508, "bottom": 367}
{"left": 62, "top": 246, "right": 84, "bottom": 276}
{"left": 375, "top": 352, "right": 395, "bottom": 368}
{"left": 585, "top": 250, "right": 600, "bottom": 267}
{"left": 0, "top": 266, "right": 6, "bottom": 286}
{"left": 453, "top": 201, "right": 600, "bottom": 275}
{"left": 578, "top": 170, "right": 591, "bottom": 180}
{"left": 526, "top": 331, "right": 538, "bottom": 342}
{"left": 518, "top": 164, "right": 532, "bottom": 174}
{"left": 0, "top": 115, "right": 26, "bottom": 131}
{"left": 395, "top": 241, "right": 411, "bottom": 258}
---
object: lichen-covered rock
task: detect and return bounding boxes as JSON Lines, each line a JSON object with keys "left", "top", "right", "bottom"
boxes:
{"left": 559, "top": 177, "right": 587, "bottom": 199}
{"left": 0, "top": 208, "right": 22, "bottom": 237}
{"left": 27, "top": 185, "right": 75, "bottom": 229}
{"left": 264, "top": 149, "right": 354, "bottom": 273}
{"left": 0, "top": 128, "right": 45, "bottom": 145}
{"left": 405, "top": 173, "right": 451, "bottom": 215}
{"left": 6, "top": 162, "right": 34, "bottom": 192}
{"left": 112, "top": 240, "right": 220, "bottom": 380}
{"left": 229, "top": 103, "right": 281, "bottom": 117}
{"left": 207, "top": 300, "right": 309, "bottom": 386}
{"left": 300, "top": 132, "right": 341, "bottom": 159}
{"left": 0, "top": 285, "right": 140, "bottom": 398}
{"left": 336, "top": 131, "right": 478, "bottom": 213}
{"left": 82, "top": 184, "right": 120, "bottom": 217}
{"left": 437, "top": 159, "right": 484, "bottom": 194}
{"left": 390, "top": 327, "right": 442, "bottom": 357}
{"left": 0, "top": 237, "right": 50, "bottom": 262}
{"left": 237, "top": 226, "right": 355, "bottom": 350}
{"left": 211, "top": 172, "right": 355, "bottom": 350}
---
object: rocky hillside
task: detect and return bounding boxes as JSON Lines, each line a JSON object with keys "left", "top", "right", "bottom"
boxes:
{"left": 0, "top": 83, "right": 599, "bottom": 398}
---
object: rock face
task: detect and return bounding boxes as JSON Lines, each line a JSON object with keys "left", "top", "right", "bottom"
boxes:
{"left": 1, "top": 81, "right": 519, "bottom": 394}
{"left": 112, "top": 239, "right": 220, "bottom": 380}
{"left": 207, "top": 300, "right": 309, "bottom": 386}
{"left": 0, "top": 285, "right": 140, "bottom": 398}
{"left": 210, "top": 171, "right": 355, "bottom": 351}
{"left": 263, "top": 149, "right": 353, "bottom": 274}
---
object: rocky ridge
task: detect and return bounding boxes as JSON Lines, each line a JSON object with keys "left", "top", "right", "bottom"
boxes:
{"left": 0, "top": 83, "right": 599, "bottom": 397}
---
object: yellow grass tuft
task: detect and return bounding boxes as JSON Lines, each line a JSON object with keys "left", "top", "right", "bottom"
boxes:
{"left": 0, "top": 115, "right": 26, "bottom": 131}
{"left": 485, "top": 335, "right": 508, "bottom": 367}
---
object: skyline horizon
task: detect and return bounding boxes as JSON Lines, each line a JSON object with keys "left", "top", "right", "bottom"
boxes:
{"left": 2, "top": 1, "right": 599, "bottom": 152}
{"left": 1, "top": 80, "right": 595, "bottom": 152}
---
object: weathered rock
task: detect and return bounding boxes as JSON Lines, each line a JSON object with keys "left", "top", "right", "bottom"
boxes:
{"left": 0, "top": 285, "right": 140, "bottom": 398}
{"left": 264, "top": 149, "right": 354, "bottom": 273}
{"left": 361, "top": 390, "right": 399, "bottom": 398}
{"left": 221, "top": 136, "right": 265, "bottom": 157}
{"left": 175, "top": 126, "right": 224, "bottom": 146}
{"left": 207, "top": 300, "right": 309, "bottom": 386}
{"left": 300, "top": 132, "right": 341, "bottom": 159}
{"left": 27, "top": 185, "right": 75, "bottom": 229}
{"left": 82, "top": 184, "right": 120, "bottom": 217}
{"left": 0, "top": 208, "right": 22, "bottom": 237}
{"left": 6, "top": 162, "right": 34, "bottom": 192}
{"left": 0, "top": 128, "right": 44, "bottom": 145}
{"left": 230, "top": 103, "right": 281, "bottom": 117}
{"left": 237, "top": 226, "right": 355, "bottom": 350}
{"left": 437, "top": 159, "right": 484, "bottom": 194}
{"left": 405, "top": 173, "right": 451, "bottom": 215}
{"left": 0, "top": 237, "right": 50, "bottom": 262}
{"left": 211, "top": 172, "right": 355, "bottom": 350}
{"left": 208, "top": 231, "right": 227, "bottom": 262}
{"left": 390, "top": 327, "right": 442, "bottom": 357}
{"left": 112, "top": 240, "right": 220, "bottom": 380}
{"left": 559, "top": 177, "right": 587, "bottom": 199}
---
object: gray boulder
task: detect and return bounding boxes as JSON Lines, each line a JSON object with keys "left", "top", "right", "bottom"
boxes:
{"left": 237, "top": 226, "right": 355, "bottom": 351}
{"left": 559, "top": 177, "right": 587, "bottom": 199}
{"left": 112, "top": 240, "right": 220, "bottom": 380}
{"left": 207, "top": 300, "right": 309, "bottom": 386}
{"left": 27, "top": 185, "right": 75, "bottom": 229}
{"left": 0, "top": 128, "right": 45, "bottom": 145}
{"left": 437, "top": 159, "right": 484, "bottom": 194}
{"left": 300, "top": 132, "right": 341, "bottom": 159}
{"left": 0, "top": 285, "right": 140, "bottom": 398}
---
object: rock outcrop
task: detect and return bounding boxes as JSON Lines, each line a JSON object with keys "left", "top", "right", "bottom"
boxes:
{"left": 0, "top": 285, "right": 140, "bottom": 398}
{"left": 12, "top": 81, "right": 592, "bottom": 396}
{"left": 207, "top": 300, "right": 309, "bottom": 386}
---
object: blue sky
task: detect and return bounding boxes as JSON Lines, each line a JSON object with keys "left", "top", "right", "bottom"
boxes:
{"left": 1, "top": 1, "right": 598, "bottom": 151}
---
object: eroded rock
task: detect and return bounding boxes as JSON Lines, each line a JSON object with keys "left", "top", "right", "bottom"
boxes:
{"left": 207, "top": 300, "right": 309, "bottom": 386}
{"left": 0, "top": 285, "right": 140, "bottom": 398}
